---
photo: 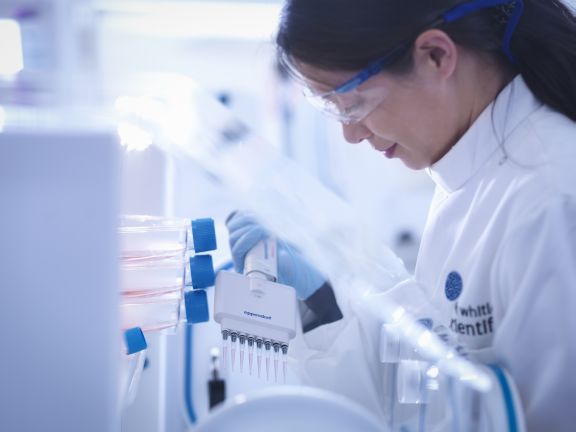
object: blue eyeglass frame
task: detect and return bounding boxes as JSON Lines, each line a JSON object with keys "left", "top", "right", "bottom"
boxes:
{"left": 331, "top": 0, "right": 524, "bottom": 96}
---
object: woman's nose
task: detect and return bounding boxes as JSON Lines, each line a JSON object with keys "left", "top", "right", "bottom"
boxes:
{"left": 341, "top": 122, "right": 372, "bottom": 144}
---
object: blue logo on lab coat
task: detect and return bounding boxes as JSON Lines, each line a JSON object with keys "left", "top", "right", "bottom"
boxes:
{"left": 445, "top": 271, "right": 463, "bottom": 301}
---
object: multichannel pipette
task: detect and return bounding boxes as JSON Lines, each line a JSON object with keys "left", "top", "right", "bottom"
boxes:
{"left": 214, "top": 237, "right": 297, "bottom": 383}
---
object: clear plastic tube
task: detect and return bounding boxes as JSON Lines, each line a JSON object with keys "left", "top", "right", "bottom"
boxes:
{"left": 273, "top": 343, "right": 280, "bottom": 383}
{"left": 264, "top": 341, "right": 271, "bottom": 381}
{"left": 281, "top": 344, "right": 288, "bottom": 384}
{"left": 230, "top": 332, "right": 238, "bottom": 372}
{"left": 239, "top": 334, "right": 246, "bottom": 374}
{"left": 221, "top": 329, "right": 229, "bottom": 371}
{"left": 256, "top": 338, "right": 263, "bottom": 379}
{"left": 247, "top": 336, "right": 255, "bottom": 376}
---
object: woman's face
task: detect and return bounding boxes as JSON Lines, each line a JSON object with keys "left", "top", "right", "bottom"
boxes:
{"left": 295, "top": 31, "right": 507, "bottom": 170}
{"left": 299, "top": 64, "right": 466, "bottom": 170}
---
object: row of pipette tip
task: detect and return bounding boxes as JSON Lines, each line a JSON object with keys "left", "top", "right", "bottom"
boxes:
{"left": 221, "top": 329, "right": 289, "bottom": 383}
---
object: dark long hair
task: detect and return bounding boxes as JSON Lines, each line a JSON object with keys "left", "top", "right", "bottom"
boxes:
{"left": 276, "top": 0, "right": 576, "bottom": 122}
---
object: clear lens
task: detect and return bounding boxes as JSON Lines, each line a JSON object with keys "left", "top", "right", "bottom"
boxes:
{"left": 303, "top": 85, "right": 389, "bottom": 124}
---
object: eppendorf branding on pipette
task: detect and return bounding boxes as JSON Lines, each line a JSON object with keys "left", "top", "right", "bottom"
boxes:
{"left": 243, "top": 310, "right": 272, "bottom": 320}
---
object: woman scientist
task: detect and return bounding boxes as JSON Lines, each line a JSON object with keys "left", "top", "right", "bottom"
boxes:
{"left": 226, "top": 0, "right": 576, "bottom": 430}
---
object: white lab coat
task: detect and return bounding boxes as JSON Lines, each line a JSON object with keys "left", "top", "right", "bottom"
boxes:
{"left": 416, "top": 75, "right": 576, "bottom": 431}
{"left": 293, "top": 76, "right": 576, "bottom": 431}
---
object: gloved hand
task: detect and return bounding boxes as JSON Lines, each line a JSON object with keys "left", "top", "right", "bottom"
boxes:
{"left": 226, "top": 211, "right": 327, "bottom": 300}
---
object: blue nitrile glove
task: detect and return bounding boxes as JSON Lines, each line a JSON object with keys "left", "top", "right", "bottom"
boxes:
{"left": 226, "top": 211, "right": 327, "bottom": 300}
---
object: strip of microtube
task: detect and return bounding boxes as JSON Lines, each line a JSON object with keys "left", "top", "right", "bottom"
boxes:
{"left": 247, "top": 336, "right": 255, "bottom": 376}
{"left": 256, "top": 339, "right": 263, "bottom": 378}
{"left": 239, "top": 334, "right": 246, "bottom": 374}
{"left": 264, "top": 340, "right": 271, "bottom": 381}
{"left": 281, "top": 344, "right": 288, "bottom": 384}
{"left": 221, "top": 330, "right": 229, "bottom": 371}
{"left": 230, "top": 332, "right": 238, "bottom": 371}
{"left": 273, "top": 342, "right": 280, "bottom": 383}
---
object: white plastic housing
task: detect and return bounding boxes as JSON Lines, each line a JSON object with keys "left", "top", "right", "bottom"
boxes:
{"left": 0, "top": 128, "right": 120, "bottom": 431}
{"left": 195, "top": 386, "right": 384, "bottom": 432}
{"left": 244, "top": 238, "right": 278, "bottom": 281}
{"left": 214, "top": 271, "right": 297, "bottom": 344}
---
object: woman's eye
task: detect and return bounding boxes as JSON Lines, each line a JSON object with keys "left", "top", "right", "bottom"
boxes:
{"left": 342, "top": 102, "right": 361, "bottom": 114}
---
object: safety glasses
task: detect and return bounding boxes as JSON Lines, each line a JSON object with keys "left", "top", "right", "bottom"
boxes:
{"left": 301, "top": 0, "right": 523, "bottom": 124}
{"left": 302, "top": 44, "right": 409, "bottom": 125}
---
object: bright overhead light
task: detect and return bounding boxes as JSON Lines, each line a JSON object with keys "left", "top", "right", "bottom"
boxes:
{"left": 97, "top": 1, "right": 282, "bottom": 40}
{"left": 0, "top": 19, "right": 24, "bottom": 76}
{"left": 117, "top": 122, "right": 154, "bottom": 152}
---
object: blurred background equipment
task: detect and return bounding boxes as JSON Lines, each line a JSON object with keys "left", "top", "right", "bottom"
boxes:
{"left": 0, "top": 125, "right": 120, "bottom": 432}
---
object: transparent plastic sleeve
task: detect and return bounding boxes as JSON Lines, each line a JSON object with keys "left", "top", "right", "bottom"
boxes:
{"left": 113, "top": 79, "right": 522, "bottom": 430}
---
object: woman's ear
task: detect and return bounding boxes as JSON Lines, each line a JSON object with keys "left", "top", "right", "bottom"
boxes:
{"left": 412, "top": 29, "right": 458, "bottom": 81}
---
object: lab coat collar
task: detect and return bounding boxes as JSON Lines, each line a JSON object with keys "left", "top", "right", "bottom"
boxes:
{"left": 427, "top": 75, "right": 541, "bottom": 193}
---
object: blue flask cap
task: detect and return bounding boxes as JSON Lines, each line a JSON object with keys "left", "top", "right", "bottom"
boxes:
{"left": 191, "top": 218, "right": 217, "bottom": 253}
{"left": 124, "top": 327, "right": 147, "bottom": 355}
{"left": 190, "top": 254, "right": 215, "bottom": 289}
{"left": 185, "top": 290, "right": 209, "bottom": 324}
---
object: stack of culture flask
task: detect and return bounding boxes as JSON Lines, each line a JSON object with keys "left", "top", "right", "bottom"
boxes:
{"left": 117, "top": 215, "right": 216, "bottom": 409}
{"left": 119, "top": 215, "right": 190, "bottom": 332}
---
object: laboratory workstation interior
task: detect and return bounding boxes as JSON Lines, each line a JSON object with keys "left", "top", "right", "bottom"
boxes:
{"left": 1, "top": 0, "right": 575, "bottom": 431}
